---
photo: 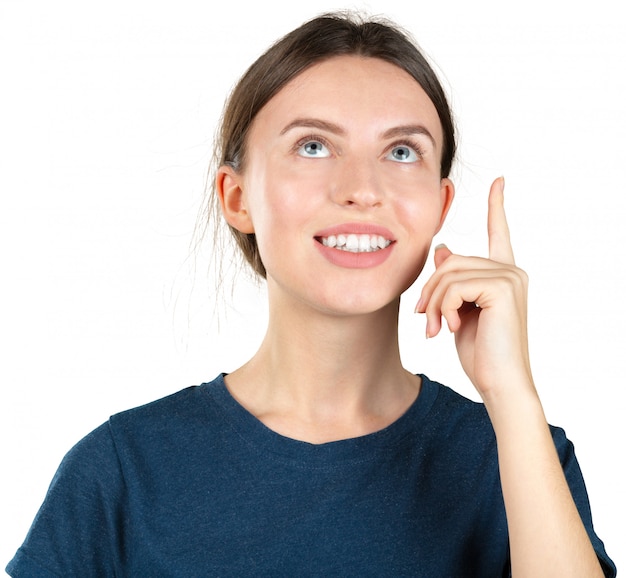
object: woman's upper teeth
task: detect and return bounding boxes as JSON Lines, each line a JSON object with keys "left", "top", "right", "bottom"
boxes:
{"left": 321, "top": 234, "right": 391, "bottom": 252}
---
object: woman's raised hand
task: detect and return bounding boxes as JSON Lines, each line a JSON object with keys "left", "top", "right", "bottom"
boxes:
{"left": 416, "top": 177, "right": 534, "bottom": 402}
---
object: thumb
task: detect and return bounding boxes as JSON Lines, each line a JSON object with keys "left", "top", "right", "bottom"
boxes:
{"left": 434, "top": 243, "right": 452, "bottom": 268}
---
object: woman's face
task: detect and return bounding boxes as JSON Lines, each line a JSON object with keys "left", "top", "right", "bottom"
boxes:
{"left": 220, "top": 55, "right": 454, "bottom": 316}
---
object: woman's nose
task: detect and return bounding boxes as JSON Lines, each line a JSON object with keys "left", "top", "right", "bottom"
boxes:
{"left": 330, "top": 157, "right": 384, "bottom": 208}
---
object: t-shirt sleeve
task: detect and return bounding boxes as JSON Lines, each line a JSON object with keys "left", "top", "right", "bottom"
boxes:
{"left": 552, "top": 425, "right": 617, "bottom": 577}
{"left": 6, "top": 422, "right": 127, "bottom": 578}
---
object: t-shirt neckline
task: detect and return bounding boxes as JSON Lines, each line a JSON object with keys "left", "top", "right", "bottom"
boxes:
{"left": 203, "top": 373, "right": 439, "bottom": 466}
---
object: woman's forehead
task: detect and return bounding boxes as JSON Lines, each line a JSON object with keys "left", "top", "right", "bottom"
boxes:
{"left": 251, "top": 55, "right": 443, "bottom": 143}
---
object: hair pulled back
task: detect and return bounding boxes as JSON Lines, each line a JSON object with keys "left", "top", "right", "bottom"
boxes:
{"left": 211, "top": 12, "right": 456, "bottom": 278}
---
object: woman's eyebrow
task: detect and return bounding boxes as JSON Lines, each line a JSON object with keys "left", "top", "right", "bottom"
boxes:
{"left": 279, "top": 119, "right": 436, "bottom": 148}
{"left": 381, "top": 125, "right": 436, "bottom": 148}
{"left": 280, "top": 118, "right": 345, "bottom": 136}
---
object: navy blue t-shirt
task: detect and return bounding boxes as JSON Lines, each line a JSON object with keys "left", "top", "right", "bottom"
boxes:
{"left": 7, "top": 374, "right": 616, "bottom": 576}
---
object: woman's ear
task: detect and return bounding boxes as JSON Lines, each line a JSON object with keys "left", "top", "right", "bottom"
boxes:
{"left": 435, "top": 177, "right": 455, "bottom": 234}
{"left": 216, "top": 165, "right": 255, "bottom": 234}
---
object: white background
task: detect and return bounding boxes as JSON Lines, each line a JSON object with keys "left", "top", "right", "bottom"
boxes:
{"left": 1, "top": 0, "right": 624, "bottom": 570}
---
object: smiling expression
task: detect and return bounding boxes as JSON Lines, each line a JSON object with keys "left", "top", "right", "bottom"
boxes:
{"left": 219, "top": 55, "right": 454, "bottom": 315}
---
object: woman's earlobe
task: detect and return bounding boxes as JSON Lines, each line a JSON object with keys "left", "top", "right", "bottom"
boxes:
{"left": 216, "top": 165, "right": 255, "bottom": 234}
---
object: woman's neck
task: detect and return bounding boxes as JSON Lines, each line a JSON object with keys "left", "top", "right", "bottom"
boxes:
{"left": 224, "top": 290, "right": 420, "bottom": 443}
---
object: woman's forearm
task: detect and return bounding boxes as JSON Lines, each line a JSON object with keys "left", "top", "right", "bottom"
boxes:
{"left": 485, "top": 382, "right": 604, "bottom": 577}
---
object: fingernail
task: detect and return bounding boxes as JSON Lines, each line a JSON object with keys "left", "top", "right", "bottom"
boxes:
{"left": 414, "top": 298, "right": 423, "bottom": 313}
{"left": 434, "top": 243, "right": 447, "bottom": 251}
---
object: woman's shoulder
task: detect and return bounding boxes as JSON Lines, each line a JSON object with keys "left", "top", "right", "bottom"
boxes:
{"left": 56, "top": 374, "right": 228, "bottom": 469}
{"left": 421, "top": 374, "right": 575, "bottom": 455}
{"left": 109, "top": 374, "right": 226, "bottom": 428}
{"left": 420, "top": 374, "right": 490, "bottom": 421}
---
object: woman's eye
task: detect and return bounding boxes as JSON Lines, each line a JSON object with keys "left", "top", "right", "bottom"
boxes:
{"left": 388, "top": 145, "right": 419, "bottom": 163}
{"left": 298, "top": 140, "right": 330, "bottom": 158}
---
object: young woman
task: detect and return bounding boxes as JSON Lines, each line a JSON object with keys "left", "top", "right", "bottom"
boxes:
{"left": 7, "top": 12, "right": 616, "bottom": 577}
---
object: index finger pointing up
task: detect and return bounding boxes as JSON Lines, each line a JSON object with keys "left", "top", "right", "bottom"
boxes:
{"left": 488, "top": 177, "right": 515, "bottom": 265}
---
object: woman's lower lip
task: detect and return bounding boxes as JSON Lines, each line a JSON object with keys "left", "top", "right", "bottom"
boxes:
{"left": 314, "top": 240, "right": 394, "bottom": 268}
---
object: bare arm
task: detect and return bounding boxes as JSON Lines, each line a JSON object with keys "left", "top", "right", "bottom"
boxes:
{"left": 417, "top": 178, "right": 604, "bottom": 577}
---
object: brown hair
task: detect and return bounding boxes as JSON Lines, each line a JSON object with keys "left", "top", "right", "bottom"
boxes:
{"left": 208, "top": 11, "right": 456, "bottom": 279}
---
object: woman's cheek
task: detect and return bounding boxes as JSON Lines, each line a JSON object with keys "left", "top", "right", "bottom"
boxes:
{"left": 395, "top": 192, "right": 441, "bottom": 233}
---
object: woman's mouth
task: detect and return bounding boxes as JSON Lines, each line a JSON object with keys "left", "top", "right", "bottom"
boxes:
{"left": 313, "top": 223, "right": 396, "bottom": 268}
{"left": 316, "top": 233, "right": 393, "bottom": 253}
